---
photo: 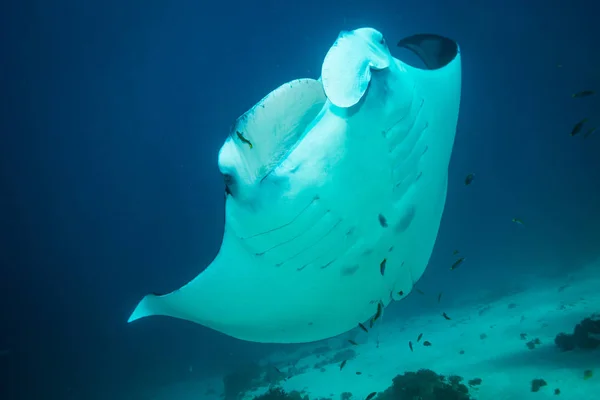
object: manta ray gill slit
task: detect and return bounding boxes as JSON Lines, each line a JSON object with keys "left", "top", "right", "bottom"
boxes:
{"left": 276, "top": 216, "right": 342, "bottom": 266}
{"left": 240, "top": 195, "right": 320, "bottom": 240}
{"left": 254, "top": 208, "right": 332, "bottom": 257}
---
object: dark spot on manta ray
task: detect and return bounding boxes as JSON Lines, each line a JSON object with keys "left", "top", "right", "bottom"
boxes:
{"left": 341, "top": 265, "right": 359, "bottom": 276}
{"left": 378, "top": 214, "right": 388, "bottom": 227}
{"left": 395, "top": 205, "right": 416, "bottom": 233}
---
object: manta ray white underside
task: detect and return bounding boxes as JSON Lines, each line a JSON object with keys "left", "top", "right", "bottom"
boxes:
{"left": 128, "top": 27, "right": 462, "bottom": 343}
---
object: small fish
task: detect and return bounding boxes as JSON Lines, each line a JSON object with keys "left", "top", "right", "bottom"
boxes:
{"left": 437, "top": 292, "right": 443, "bottom": 303}
{"left": 372, "top": 301, "right": 383, "bottom": 323}
{"left": 465, "top": 173, "right": 475, "bottom": 185}
{"left": 415, "top": 288, "right": 425, "bottom": 295}
{"left": 378, "top": 214, "right": 388, "bottom": 227}
{"left": 423, "top": 340, "right": 432, "bottom": 346}
{"left": 358, "top": 323, "right": 369, "bottom": 333}
{"left": 570, "top": 118, "right": 588, "bottom": 136}
{"left": 512, "top": 218, "right": 524, "bottom": 226}
{"left": 347, "top": 339, "right": 358, "bottom": 346}
{"left": 453, "top": 249, "right": 459, "bottom": 255}
{"left": 442, "top": 312, "right": 451, "bottom": 320}
{"left": 408, "top": 341, "right": 413, "bottom": 351}
{"left": 236, "top": 131, "right": 253, "bottom": 149}
{"left": 583, "top": 369, "right": 593, "bottom": 380}
{"left": 356, "top": 371, "right": 362, "bottom": 375}
{"left": 340, "top": 360, "right": 347, "bottom": 370}
{"left": 417, "top": 333, "right": 423, "bottom": 342}
{"left": 365, "top": 392, "right": 377, "bottom": 400}
{"left": 450, "top": 257, "right": 465, "bottom": 270}
{"left": 572, "top": 90, "right": 595, "bottom": 98}
{"left": 584, "top": 127, "right": 597, "bottom": 139}
{"left": 379, "top": 258, "right": 387, "bottom": 276}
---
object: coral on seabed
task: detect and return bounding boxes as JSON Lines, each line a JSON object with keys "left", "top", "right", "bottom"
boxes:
{"left": 223, "top": 364, "right": 263, "bottom": 400}
{"left": 249, "top": 369, "right": 476, "bottom": 400}
{"left": 375, "top": 369, "right": 474, "bottom": 400}
{"left": 340, "top": 392, "right": 353, "bottom": 400}
{"left": 554, "top": 313, "right": 600, "bottom": 351}
{"left": 223, "top": 363, "right": 287, "bottom": 400}
{"left": 253, "top": 387, "right": 308, "bottom": 400}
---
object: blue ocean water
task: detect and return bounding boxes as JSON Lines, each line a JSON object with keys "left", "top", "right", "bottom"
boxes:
{"left": 1, "top": 0, "right": 599, "bottom": 399}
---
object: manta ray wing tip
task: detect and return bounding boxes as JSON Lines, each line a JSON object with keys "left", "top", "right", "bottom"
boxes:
{"left": 127, "top": 293, "right": 159, "bottom": 323}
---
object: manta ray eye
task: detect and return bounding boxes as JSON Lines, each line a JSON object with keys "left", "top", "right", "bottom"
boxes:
{"left": 223, "top": 173, "right": 234, "bottom": 196}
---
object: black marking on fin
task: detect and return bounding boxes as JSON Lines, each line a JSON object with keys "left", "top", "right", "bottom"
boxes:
{"left": 397, "top": 34, "right": 459, "bottom": 70}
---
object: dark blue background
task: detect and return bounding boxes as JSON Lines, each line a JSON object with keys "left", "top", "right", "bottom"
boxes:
{"left": 1, "top": 0, "right": 599, "bottom": 399}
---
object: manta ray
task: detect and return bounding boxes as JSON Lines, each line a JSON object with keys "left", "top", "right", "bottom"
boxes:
{"left": 128, "top": 27, "right": 462, "bottom": 343}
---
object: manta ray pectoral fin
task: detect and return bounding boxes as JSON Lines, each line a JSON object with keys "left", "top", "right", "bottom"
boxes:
{"left": 397, "top": 33, "right": 459, "bottom": 70}
{"left": 321, "top": 28, "right": 391, "bottom": 109}
{"left": 127, "top": 292, "right": 170, "bottom": 323}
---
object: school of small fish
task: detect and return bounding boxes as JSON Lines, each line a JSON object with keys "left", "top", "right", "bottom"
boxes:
{"left": 570, "top": 90, "right": 596, "bottom": 138}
